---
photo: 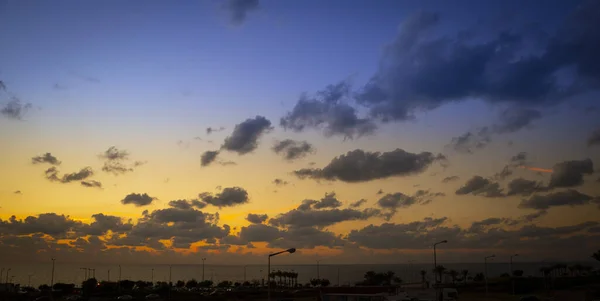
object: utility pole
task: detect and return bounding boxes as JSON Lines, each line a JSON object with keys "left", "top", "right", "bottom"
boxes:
{"left": 50, "top": 258, "right": 56, "bottom": 288}
{"left": 80, "top": 268, "right": 88, "bottom": 280}
{"left": 108, "top": 269, "right": 110, "bottom": 282}
{"left": 337, "top": 267, "right": 340, "bottom": 286}
{"left": 510, "top": 254, "right": 519, "bottom": 295}
{"left": 4, "top": 268, "right": 10, "bottom": 285}
{"left": 151, "top": 268, "right": 154, "bottom": 284}
{"left": 316, "top": 260, "right": 322, "bottom": 279}
{"left": 92, "top": 269, "right": 96, "bottom": 279}
{"left": 28, "top": 274, "right": 33, "bottom": 287}
{"left": 485, "top": 255, "right": 496, "bottom": 296}
{"left": 244, "top": 265, "right": 247, "bottom": 283}
{"left": 0, "top": 268, "right": 4, "bottom": 284}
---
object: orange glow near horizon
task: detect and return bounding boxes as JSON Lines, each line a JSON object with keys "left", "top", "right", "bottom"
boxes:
{"left": 518, "top": 165, "right": 553, "bottom": 173}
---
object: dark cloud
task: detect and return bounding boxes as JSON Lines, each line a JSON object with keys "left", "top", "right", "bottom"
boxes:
{"left": 199, "top": 187, "right": 249, "bottom": 207}
{"left": 81, "top": 180, "right": 102, "bottom": 189}
{"left": 455, "top": 176, "right": 504, "bottom": 197}
{"left": 376, "top": 189, "right": 384, "bottom": 195}
{"left": 549, "top": 158, "right": 594, "bottom": 188}
{"left": 206, "top": 126, "right": 225, "bottom": 135}
{"left": 100, "top": 146, "right": 129, "bottom": 161}
{"left": 61, "top": 167, "right": 94, "bottom": 183}
{"left": 13, "top": 190, "right": 21, "bottom": 195}
{"left": 0, "top": 213, "right": 82, "bottom": 238}
{"left": 80, "top": 213, "right": 132, "bottom": 236}
{"left": 312, "top": 192, "right": 343, "bottom": 209}
{"left": 121, "top": 193, "right": 156, "bottom": 207}
{"left": 223, "top": 0, "right": 259, "bottom": 26}
{"left": 448, "top": 127, "right": 491, "bottom": 153}
{"left": 377, "top": 193, "right": 416, "bottom": 210}
{"left": 518, "top": 189, "right": 594, "bottom": 210}
{"left": 222, "top": 116, "right": 272, "bottom": 155}
{"left": 1, "top": 98, "right": 32, "bottom": 120}
{"left": 246, "top": 213, "right": 268, "bottom": 224}
{"left": 273, "top": 179, "right": 288, "bottom": 187}
{"left": 293, "top": 148, "right": 439, "bottom": 183}
{"left": 356, "top": 1, "right": 600, "bottom": 122}
{"left": 269, "top": 207, "right": 380, "bottom": 229}
{"left": 413, "top": 189, "right": 446, "bottom": 205}
{"left": 506, "top": 178, "right": 545, "bottom": 196}
{"left": 281, "top": 82, "right": 376, "bottom": 139}
{"left": 201, "top": 151, "right": 220, "bottom": 166}
{"left": 493, "top": 107, "right": 542, "bottom": 134}
{"left": 272, "top": 139, "right": 314, "bottom": 161}
{"left": 442, "top": 176, "right": 460, "bottom": 183}
{"left": 168, "top": 199, "right": 206, "bottom": 210}
{"left": 349, "top": 199, "right": 367, "bottom": 208}
{"left": 31, "top": 153, "right": 61, "bottom": 165}
{"left": 102, "top": 161, "right": 133, "bottom": 175}
{"left": 510, "top": 152, "right": 528, "bottom": 165}
{"left": 588, "top": 129, "right": 600, "bottom": 147}
{"left": 44, "top": 167, "right": 94, "bottom": 183}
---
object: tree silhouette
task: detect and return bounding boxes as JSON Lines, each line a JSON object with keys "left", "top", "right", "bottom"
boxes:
{"left": 461, "top": 270, "right": 468, "bottom": 284}
{"left": 433, "top": 265, "right": 446, "bottom": 282}
{"left": 447, "top": 270, "right": 458, "bottom": 284}
{"left": 185, "top": 279, "right": 198, "bottom": 288}
{"left": 512, "top": 270, "right": 524, "bottom": 277}
{"left": 592, "top": 250, "right": 600, "bottom": 262}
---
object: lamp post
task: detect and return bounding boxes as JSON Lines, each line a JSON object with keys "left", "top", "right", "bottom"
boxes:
{"left": 260, "top": 269, "right": 263, "bottom": 287}
{"left": 510, "top": 254, "right": 519, "bottom": 295}
{"left": 28, "top": 274, "right": 33, "bottom": 287}
{"left": 408, "top": 260, "right": 415, "bottom": 283}
{"left": 202, "top": 258, "right": 206, "bottom": 282}
{"left": 316, "top": 260, "right": 323, "bottom": 279}
{"left": 433, "top": 240, "right": 447, "bottom": 283}
{"left": 244, "top": 265, "right": 248, "bottom": 283}
{"left": 268, "top": 248, "right": 296, "bottom": 301}
{"left": 108, "top": 269, "right": 110, "bottom": 282}
{"left": 0, "top": 268, "right": 4, "bottom": 285}
{"left": 151, "top": 268, "right": 154, "bottom": 284}
{"left": 80, "top": 268, "right": 88, "bottom": 280}
{"left": 484, "top": 255, "right": 496, "bottom": 296}
{"left": 5, "top": 268, "right": 11, "bottom": 285}
{"left": 50, "top": 258, "right": 56, "bottom": 288}
{"left": 118, "top": 265, "right": 122, "bottom": 282}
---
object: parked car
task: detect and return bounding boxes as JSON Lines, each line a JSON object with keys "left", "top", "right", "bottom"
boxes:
{"left": 117, "top": 295, "right": 133, "bottom": 300}
{"left": 146, "top": 293, "right": 161, "bottom": 299}
{"left": 519, "top": 296, "right": 541, "bottom": 301}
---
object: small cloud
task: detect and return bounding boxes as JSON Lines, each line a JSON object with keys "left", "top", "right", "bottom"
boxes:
{"left": 223, "top": 0, "right": 259, "bottom": 26}
{"left": 206, "top": 126, "right": 225, "bottom": 135}
{"left": 45, "top": 167, "right": 94, "bottom": 183}
{"left": 121, "top": 193, "right": 156, "bottom": 207}
{"left": 1, "top": 98, "right": 33, "bottom": 120}
{"left": 13, "top": 190, "right": 21, "bottom": 195}
{"left": 376, "top": 189, "right": 383, "bottom": 195}
{"left": 81, "top": 180, "right": 103, "bottom": 189}
{"left": 272, "top": 139, "right": 315, "bottom": 161}
{"left": 53, "top": 83, "right": 68, "bottom": 90}
{"left": 31, "top": 153, "right": 61, "bottom": 166}
{"left": 218, "top": 161, "right": 237, "bottom": 166}
{"left": 349, "top": 199, "right": 367, "bottom": 208}
{"left": 199, "top": 187, "right": 249, "bottom": 208}
{"left": 273, "top": 178, "right": 288, "bottom": 186}
{"left": 222, "top": 116, "right": 272, "bottom": 155}
{"left": 201, "top": 151, "right": 220, "bottom": 166}
{"left": 246, "top": 213, "right": 268, "bottom": 224}
{"left": 588, "top": 129, "right": 600, "bottom": 147}
{"left": 100, "top": 146, "right": 129, "bottom": 161}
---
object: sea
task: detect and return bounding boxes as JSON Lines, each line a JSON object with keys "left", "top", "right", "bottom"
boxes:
{"left": 3, "top": 261, "right": 596, "bottom": 288}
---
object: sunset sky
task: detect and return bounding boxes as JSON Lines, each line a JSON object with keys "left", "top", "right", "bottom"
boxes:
{"left": 1, "top": 0, "right": 599, "bottom": 265}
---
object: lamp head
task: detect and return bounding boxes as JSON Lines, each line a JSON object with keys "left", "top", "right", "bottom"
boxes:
{"left": 514, "top": 254, "right": 519, "bottom": 257}
{"left": 287, "top": 248, "right": 296, "bottom": 254}
{"left": 441, "top": 240, "right": 448, "bottom": 244}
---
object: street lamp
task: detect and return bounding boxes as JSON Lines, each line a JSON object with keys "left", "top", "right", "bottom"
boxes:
{"left": 0, "top": 268, "right": 4, "bottom": 284}
{"left": 510, "top": 254, "right": 519, "bottom": 295}
{"left": 50, "top": 258, "right": 56, "bottom": 288}
{"left": 202, "top": 258, "right": 206, "bottom": 282}
{"left": 316, "top": 259, "right": 323, "bottom": 279}
{"left": 485, "top": 254, "right": 496, "bottom": 296}
{"left": 108, "top": 269, "right": 110, "bottom": 282}
{"left": 80, "top": 268, "right": 88, "bottom": 280}
{"left": 5, "top": 268, "right": 11, "bottom": 285}
{"left": 433, "top": 240, "right": 448, "bottom": 283}
{"left": 28, "top": 274, "right": 33, "bottom": 287}
{"left": 268, "top": 248, "right": 296, "bottom": 301}
{"left": 151, "top": 268, "right": 154, "bottom": 284}
{"left": 243, "top": 265, "right": 248, "bottom": 283}
{"left": 408, "top": 260, "right": 415, "bottom": 283}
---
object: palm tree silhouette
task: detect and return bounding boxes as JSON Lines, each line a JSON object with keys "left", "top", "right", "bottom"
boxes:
{"left": 420, "top": 270, "right": 427, "bottom": 288}
{"left": 592, "top": 250, "right": 600, "bottom": 262}
{"left": 433, "top": 265, "right": 446, "bottom": 283}
{"left": 461, "top": 270, "right": 468, "bottom": 284}
{"left": 447, "top": 269, "right": 458, "bottom": 284}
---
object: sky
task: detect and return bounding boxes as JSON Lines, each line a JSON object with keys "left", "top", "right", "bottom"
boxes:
{"left": 0, "top": 0, "right": 600, "bottom": 265}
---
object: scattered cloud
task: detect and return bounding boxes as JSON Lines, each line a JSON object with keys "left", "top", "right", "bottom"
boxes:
{"left": 223, "top": 0, "right": 259, "bottom": 26}
{"left": 100, "top": 146, "right": 129, "bottom": 161}
{"left": 448, "top": 127, "right": 491, "bottom": 154}
{"left": 293, "top": 148, "right": 439, "bottom": 183}
{"left": 206, "top": 126, "right": 225, "bottom": 135}
{"left": 1, "top": 98, "right": 32, "bottom": 120}
{"left": 13, "top": 190, "right": 21, "bottom": 195}
{"left": 121, "top": 193, "right": 156, "bottom": 207}
{"left": 31, "top": 153, "right": 61, "bottom": 166}
{"left": 272, "top": 139, "right": 314, "bottom": 161}
{"left": 199, "top": 187, "right": 249, "bottom": 207}
{"left": 246, "top": 213, "right": 268, "bottom": 224}
{"left": 44, "top": 167, "right": 94, "bottom": 183}
{"left": 272, "top": 178, "right": 288, "bottom": 186}
{"left": 281, "top": 82, "right": 376, "bottom": 139}
{"left": 222, "top": 116, "right": 272, "bottom": 155}
{"left": 269, "top": 207, "right": 380, "bottom": 229}
{"left": 518, "top": 189, "right": 594, "bottom": 210}
{"left": 99, "top": 146, "right": 144, "bottom": 175}
{"left": 168, "top": 199, "right": 206, "bottom": 210}
{"left": 349, "top": 199, "right": 367, "bottom": 208}
{"left": 442, "top": 176, "right": 460, "bottom": 183}
{"left": 102, "top": 161, "right": 133, "bottom": 175}
{"left": 455, "top": 176, "right": 504, "bottom": 197}
{"left": 201, "top": 151, "right": 220, "bottom": 166}
{"left": 493, "top": 107, "right": 542, "bottom": 134}
{"left": 81, "top": 180, "right": 102, "bottom": 189}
